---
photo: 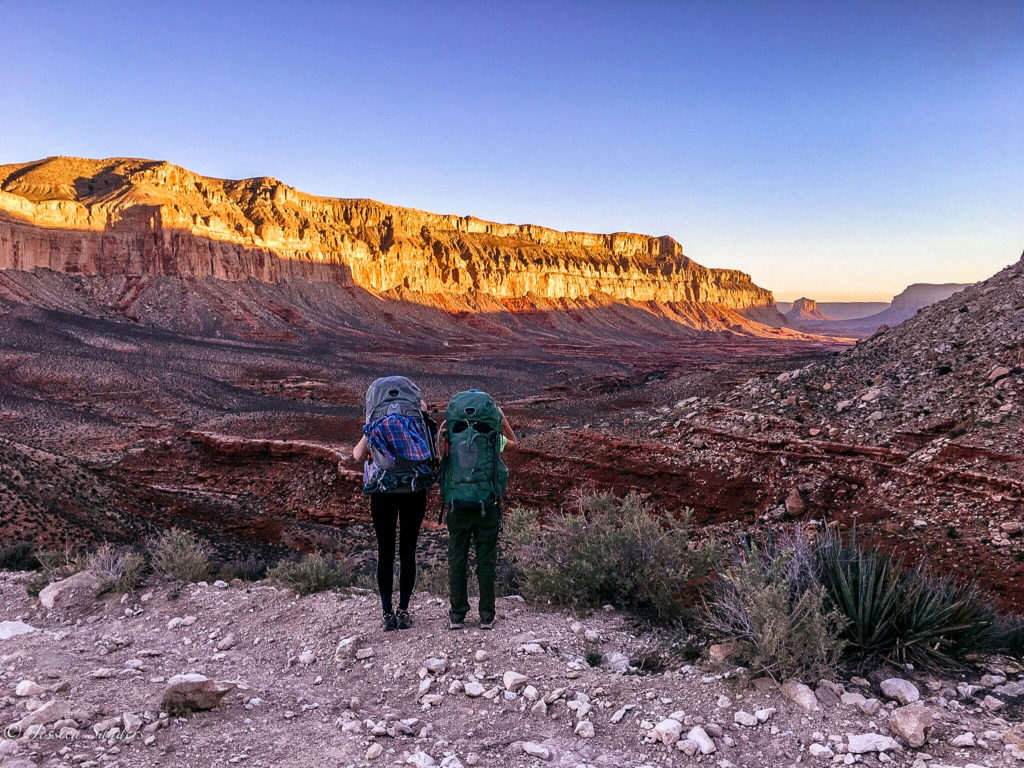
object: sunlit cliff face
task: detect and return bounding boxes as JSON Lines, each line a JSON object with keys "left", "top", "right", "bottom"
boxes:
{"left": 0, "top": 156, "right": 775, "bottom": 310}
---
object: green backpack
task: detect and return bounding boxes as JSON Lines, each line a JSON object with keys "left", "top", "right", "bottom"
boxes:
{"left": 439, "top": 389, "right": 509, "bottom": 514}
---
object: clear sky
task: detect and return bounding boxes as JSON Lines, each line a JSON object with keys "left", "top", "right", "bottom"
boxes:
{"left": 1, "top": 1, "right": 1021, "bottom": 301}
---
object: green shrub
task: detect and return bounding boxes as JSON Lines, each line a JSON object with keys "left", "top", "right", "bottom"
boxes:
{"left": 416, "top": 561, "right": 450, "bottom": 596}
{"left": 216, "top": 555, "right": 274, "bottom": 582}
{"left": 700, "top": 534, "right": 846, "bottom": 680}
{"left": 816, "top": 528, "right": 1005, "bottom": 668}
{"left": 148, "top": 528, "right": 213, "bottom": 583}
{"left": 266, "top": 552, "right": 353, "bottom": 595}
{"left": 0, "top": 543, "right": 40, "bottom": 571}
{"left": 503, "top": 492, "right": 717, "bottom": 625}
{"left": 88, "top": 543, "right": 148, "bottom": 594}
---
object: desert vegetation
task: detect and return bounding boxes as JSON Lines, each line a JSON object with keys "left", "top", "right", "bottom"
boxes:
{"left": 3, "top": 492, "right": 1022, "bottom": 680}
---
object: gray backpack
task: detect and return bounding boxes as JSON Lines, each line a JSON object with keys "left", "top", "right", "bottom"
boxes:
{"left": 362, "top": 376, "right": 438, "bottom": 494}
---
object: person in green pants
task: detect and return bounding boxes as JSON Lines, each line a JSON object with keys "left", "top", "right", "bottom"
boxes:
{"left": 437, "top": 390, "right": 516, "bottom": 630}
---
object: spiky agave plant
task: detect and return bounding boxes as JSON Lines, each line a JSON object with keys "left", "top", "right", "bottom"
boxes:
{"left": 891, "top": 565, "right": 998, "bottom": 668}
{"left": 815, "top": 528, "right": 903, "bottom": 660}
{"left": 816, "top": 527, "right": 1004, "bottom": 669}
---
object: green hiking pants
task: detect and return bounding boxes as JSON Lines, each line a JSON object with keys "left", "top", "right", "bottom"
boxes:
{"left": 447, "top": 503, "right": 500, "bottom": 623}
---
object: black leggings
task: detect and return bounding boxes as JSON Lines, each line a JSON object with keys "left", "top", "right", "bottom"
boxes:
{"left": 370, "top": 490, "right": 426, "bottom": 613}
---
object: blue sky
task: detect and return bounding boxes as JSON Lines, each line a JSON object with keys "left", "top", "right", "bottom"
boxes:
{"left": 1, "top": 1, "right": 1021, "bottom": 301}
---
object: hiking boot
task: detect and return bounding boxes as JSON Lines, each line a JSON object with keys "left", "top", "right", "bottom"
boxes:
{"left": 447, "top": 617, "right": 465, "bottom": 630}
{"left": 382, "top": 612, "right": 399, "bottom": 632}
{"left": 396, "top": 609, "right": 412, "bottom": 630}
{"left": 480, "top": 617, "right": 495, "bottom": 630}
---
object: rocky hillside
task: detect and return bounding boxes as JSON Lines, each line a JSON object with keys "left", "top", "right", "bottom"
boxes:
{"left": 1, "top": 572, "right": 1022, "bottom": 768}
{"left": 737, "top": 257, "right": 1021, "bottom": 452}
{"left": 0, "top": 157, "right": 775, "bottom": 314}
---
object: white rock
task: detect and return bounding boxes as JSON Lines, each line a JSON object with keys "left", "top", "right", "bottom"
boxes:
{"left": 717, "top": 694, "right": 732, "bottom": 708}
{"left": 473, "top": 650, "right": 488, "bottom": 662}
{"left": 584, "top": 629, "right": 600, "bottom": 643}
{"left": 782, "top": 681, "right": 820, "bottom": 712}
{"left": 406, "top": 751, "right": 437, "bottom": 767}
{"left": 601, "top": 650, "right": 630, "bottom": 674}
{"left": 754, "top": 707, "right": 776, "bottom": 723}
{"left": 950, "top": 732, "right": 976, "bottom": 747}
{"left": 366, "top": 743, "right": 383, "bottom": 760}
{"left": 503, "top": 671, "right": 528, "bottom": 692}
{"left": 574, "top": 719, "right": 595, "bottom": 738}
{"left": 522, "top": 742, "right": 551, "bottom": 760}
{"left": 464, "top": 682, "right": 486, "bottom": 698}
{"left": 809, "top": 743, "right": 834, "bottom": 759}
{"left": 610, "top": 704, "right": 634, "bottom": 723}
{"left": 217, "top": 634, "right": 237, "bottom": 651}
{"left": 649, "top": 718, "right": 683, "bottom": 745}
{"left": 887, "top": 704, "right": 933, "bottom": 748}
{"left": 734, "top": 711, "right": 758, "bottom": 727}
{"left": 676, "top": 738, "right": 699, "bottom": 756}
{"left": 38, "top": 571, "right": 101, "bottom": 610}
{"left": 846, "top": 732, "right": 901, "bottom": 754}
{"left": 298, "top": 650, "right": 315, "bottom": 666}
{"left": 14, "top": 680, "right": 44, "bottom": 697}
{"left": 356, "top": 647, "right": 375, "bottom": 660}
{"left": 880, "top": 678, "right": 920, "bottom": 705}
{"left": 982, "top": 695, "right": 1005, "bottom": 711}
{"left": 0, "top": 621, "right": 37, "bottom": 640}
{"left": 518, "top": 643, "right": 544, "bottom": 654}
{"left": 424, "top": 657, "right": 448, "bottom": 674}
{"left": 687, "top": 726, "right": 716, "bottom": 754}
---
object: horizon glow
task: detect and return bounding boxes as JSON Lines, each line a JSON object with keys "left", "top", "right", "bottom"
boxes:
{"left": 0, "top": 1, "right": 1021, "bottom": 302}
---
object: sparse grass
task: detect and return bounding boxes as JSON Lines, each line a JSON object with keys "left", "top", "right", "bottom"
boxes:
{"left": 700, "top": 532, "right": 846, "bottom": 680}
{"left": 88, "top": 543, "right": 147, "bottom": 595}
{"left": 36, "top": 544, "right": 89, "bottom": 581}
{"left": 503, "top": 491, "right": 718, "bottom": 626}
{"left": 148, "top": 528, "right": 214, "bottom": 583}
{"left": 416, "top": 561, "right": 450, "bottom": 596}
{"left": 266, "top": 552, "right": 353, "bottom": 595}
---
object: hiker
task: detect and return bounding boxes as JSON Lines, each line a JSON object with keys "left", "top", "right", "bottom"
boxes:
{"left": 437, "top": 390, "right": 517, "bottom": 630}
{"left": 353, "top": 376, "right": 438, "bottom": 631}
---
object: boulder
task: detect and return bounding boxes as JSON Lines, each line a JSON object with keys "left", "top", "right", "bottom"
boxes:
{"left": 522, "top": 742, "right": 550, "bottom": 760}
{"left": 846, "top": 732, "right": 901, "bottom": 754}
{"left": 38, "top": 571, "right": 100, "bottom": 610}
{"left": 880, "top": 678, "right": 920, "bottom": 705}
{"left": 687, "top": 726, "right": 716, "bottom": 754}
{"left": 502, "top": 671, "right": 528, "bottom": 692}
{"left": 888, "top": 705, "right": 933, "bottom": 747}
{"left": 7, "top": 699, "right": 73, "bottom": 736}
{"left": 649, "top": 718, "right": 683, "bottom": 745}
{"left": 782, "top": 681, "right": 819, "bottom": 712}
{"left": 160, "top": 673, "right": 235, "bottom": 712}
{"left": 14, "top": 681, "right": 44, "bottom": 698}
{"left": 734, "top": 711, "right": 758, "bottom": 727}
{"left": 0, "top": 621, "right": 37, "bottom": 640}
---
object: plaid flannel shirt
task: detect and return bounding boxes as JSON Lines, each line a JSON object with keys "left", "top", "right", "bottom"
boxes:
{"left": 363, "top": 414, "right": 432, "bottom": 467}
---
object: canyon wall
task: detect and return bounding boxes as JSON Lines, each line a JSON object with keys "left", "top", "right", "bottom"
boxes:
{"left": 0, "top": 156, "right": 775, "bottom": 311}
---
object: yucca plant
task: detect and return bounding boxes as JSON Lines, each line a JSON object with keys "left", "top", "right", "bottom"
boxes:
{"left": 816, "top": 529, "right": 903, "bottom": 658}
{"left": 815, "top": 527, "right": 1006, "bottom": 669}
{"left": 891, "top": 567, "right": 998, "bottom": 668}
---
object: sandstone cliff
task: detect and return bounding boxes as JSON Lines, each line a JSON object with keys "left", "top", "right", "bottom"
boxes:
{"left": 0, "top": 156, "right": 774, "bottom": 312}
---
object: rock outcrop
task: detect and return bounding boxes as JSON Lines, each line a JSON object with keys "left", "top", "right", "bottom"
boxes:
{"left": 0, "top": 156, "right": 775, "bottom": 313}
{"left": 785, "top": 297, "right": 833, "bottom": 324}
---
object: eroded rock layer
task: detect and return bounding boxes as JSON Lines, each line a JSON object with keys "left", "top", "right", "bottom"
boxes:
{"left": 0, "top": 156, "right": 774, "bottom": 310}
